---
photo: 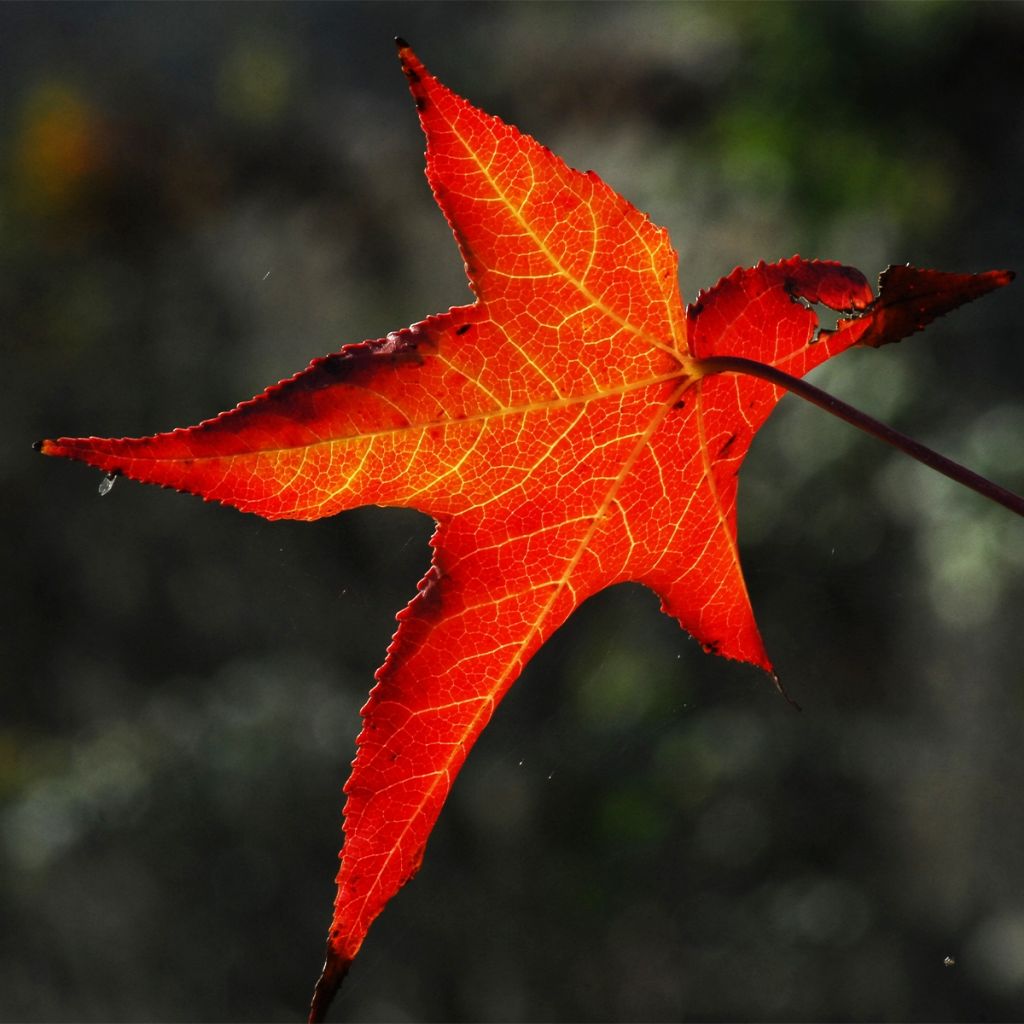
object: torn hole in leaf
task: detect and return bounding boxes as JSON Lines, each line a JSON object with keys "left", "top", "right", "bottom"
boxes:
{"left": 786, "top": 290, "right": 846, "bottom": 345}
{"left": 809, "top": 307, "right": 842, "bottom": 345}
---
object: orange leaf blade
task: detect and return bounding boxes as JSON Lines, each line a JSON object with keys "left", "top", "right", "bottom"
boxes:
{"left": 36, "top": 43, "right": 1017, "bottom": 1024}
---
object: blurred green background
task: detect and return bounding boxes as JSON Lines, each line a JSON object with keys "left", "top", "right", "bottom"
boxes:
{"left": 5, "top": 2, "right": 1024, "bottom": 1020}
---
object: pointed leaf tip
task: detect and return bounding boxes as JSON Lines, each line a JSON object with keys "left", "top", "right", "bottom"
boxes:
{"left": 770, "top": 670, "right": 802, "bottom": 712}
{"left": 396, "top": 38, "right": 426, "bottom": 88}
{"left": 308, "top": 947, "right": 351, "bottom": 1023}
{"left": 858, "top": 265, "right": 1015, "bottom": 349}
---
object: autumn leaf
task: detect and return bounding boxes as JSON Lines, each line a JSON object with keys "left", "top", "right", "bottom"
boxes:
{"left": 38, "top": 41, "right": 1015, "bottom": 1020}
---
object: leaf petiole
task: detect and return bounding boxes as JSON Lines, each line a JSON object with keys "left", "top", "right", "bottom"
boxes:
{"left": 697, "top": 354, "right": 1024, "bottom": 518}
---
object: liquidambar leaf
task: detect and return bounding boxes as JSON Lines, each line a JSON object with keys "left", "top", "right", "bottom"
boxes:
{"left": 39, "top": 42, "right": 1014, "bottom": 1020}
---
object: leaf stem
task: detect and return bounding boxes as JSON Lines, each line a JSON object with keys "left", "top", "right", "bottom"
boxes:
{"left": 697, "top": 354, "right": 1024, "bottom": 518}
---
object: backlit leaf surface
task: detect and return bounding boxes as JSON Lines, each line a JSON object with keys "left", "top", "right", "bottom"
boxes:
{"left": 39, "top": 43, "right": 1012, "bottom": 1018}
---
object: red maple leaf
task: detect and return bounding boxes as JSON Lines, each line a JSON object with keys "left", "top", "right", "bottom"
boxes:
{"left": 39, "top": 42, "right": 1014, "bottom": 1020}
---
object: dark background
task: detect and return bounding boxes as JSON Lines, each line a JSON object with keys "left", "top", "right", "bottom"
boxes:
{"left": 5, "top": 2, "right": 1024, "bottom": 1020}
